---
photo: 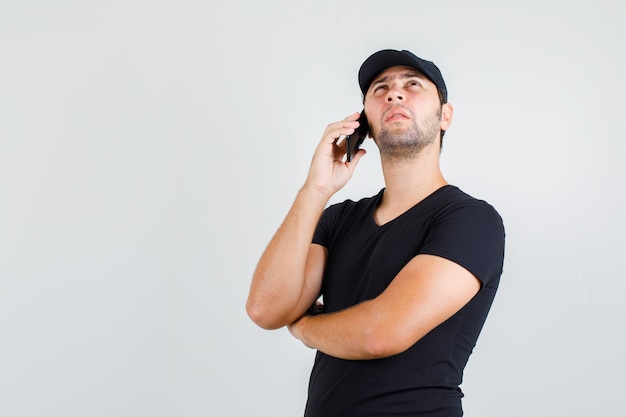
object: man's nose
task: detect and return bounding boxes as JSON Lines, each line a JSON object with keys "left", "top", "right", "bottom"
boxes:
{"left": 386, "top": 87, "right": 404, "bottom": 102}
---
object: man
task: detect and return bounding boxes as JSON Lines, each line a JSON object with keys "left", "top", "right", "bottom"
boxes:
{"left": 246, "top": 49, "right": 505, "bottom": 417}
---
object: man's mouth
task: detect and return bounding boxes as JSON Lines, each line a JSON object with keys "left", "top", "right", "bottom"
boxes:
{"left": 384, "top": 107, "right": 410, "bottom": 122}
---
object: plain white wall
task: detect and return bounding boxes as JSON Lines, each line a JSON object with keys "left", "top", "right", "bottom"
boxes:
{"left": 1, "top": 1, "right": 625, "bottom": 416}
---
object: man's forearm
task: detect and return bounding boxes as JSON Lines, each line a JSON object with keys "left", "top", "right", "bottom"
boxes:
{"left": 289, "top": 300, "right": 393, "bottom": 360}
{"left": 246, "top": 185, "right": 330, "bottom": 329}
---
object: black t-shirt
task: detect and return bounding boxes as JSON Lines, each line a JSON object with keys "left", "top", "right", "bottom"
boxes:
{"left": 305, "top": 185, "right": 505, "bottom": 417}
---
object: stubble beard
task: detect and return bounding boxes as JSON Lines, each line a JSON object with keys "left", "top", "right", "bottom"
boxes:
{"left": 376, "top": 107, "right": 442, "bottom": 164}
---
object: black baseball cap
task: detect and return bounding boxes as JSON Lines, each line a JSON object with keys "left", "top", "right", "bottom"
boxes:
{"left": 358, "top": 49, "right": 447, "bottom": 102}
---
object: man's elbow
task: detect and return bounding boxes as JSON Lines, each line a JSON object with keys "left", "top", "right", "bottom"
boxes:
{"left": 362, "top": 326, "right": 413, "bottom": 358}
{"left": 245, "top": 298, "right": 286, "bottom": 330}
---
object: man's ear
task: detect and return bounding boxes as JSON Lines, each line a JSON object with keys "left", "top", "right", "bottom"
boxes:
{"left": 440, "top": 103, "right": 453, "bottom": 131}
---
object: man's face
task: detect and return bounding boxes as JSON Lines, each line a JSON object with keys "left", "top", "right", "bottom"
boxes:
{"left": 363, "top": 65, "right": 450, "bottom": 160}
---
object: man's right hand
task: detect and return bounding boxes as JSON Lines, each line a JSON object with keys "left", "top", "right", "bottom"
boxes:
{"left": 305, "top": 112, "right": 367, "bottom": 198}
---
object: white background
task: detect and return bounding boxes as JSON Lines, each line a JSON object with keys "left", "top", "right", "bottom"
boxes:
{"left": 1, "top": 1, "right": 625, "bottom": 416}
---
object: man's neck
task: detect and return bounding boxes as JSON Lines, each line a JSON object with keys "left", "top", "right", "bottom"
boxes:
{"left": 374, "top": 145, "right": 447, "bottom": 226}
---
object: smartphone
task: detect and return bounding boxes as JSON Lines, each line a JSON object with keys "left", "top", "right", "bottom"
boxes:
{"left": 345, "top": 110, "right": 369, "bottom": 162}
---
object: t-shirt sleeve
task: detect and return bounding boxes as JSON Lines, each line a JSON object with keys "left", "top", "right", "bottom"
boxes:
{"left": 312, "top": 205, "right": 335, "bottom": 248}
{"left": 420, "top": 200, "right": 505, "bottom": 286}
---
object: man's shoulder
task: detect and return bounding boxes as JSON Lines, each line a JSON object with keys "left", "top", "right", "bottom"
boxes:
{"left": 438, "top": 185, "right": 500, "bottom": 212}
{"left": 428, "top": 186, "right": 504, "bottom": 232}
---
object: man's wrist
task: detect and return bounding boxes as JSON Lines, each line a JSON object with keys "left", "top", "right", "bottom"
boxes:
{"left": 299, "top": 183, "right": 333, "bottom": 206}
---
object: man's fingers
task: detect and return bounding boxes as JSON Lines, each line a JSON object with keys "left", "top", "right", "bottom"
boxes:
{"left": 322, "top": 113, "right": 361, "bottom": 144}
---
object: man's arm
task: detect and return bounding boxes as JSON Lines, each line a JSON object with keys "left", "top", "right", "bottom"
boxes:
{"left": 246, "top": 188, "right": 328, "bottom": 329}
{"left": 288, "top": 253, "right": 481, "bottom": 359}
{"left": 246, "top": 113, "right": 365, "bottom": 330}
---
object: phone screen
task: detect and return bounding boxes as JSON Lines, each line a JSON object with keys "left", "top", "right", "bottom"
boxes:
{"left": 346, "top": 111, "right": 369, "bottom": 162}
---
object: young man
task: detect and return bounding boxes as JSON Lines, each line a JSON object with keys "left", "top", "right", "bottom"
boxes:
{"left": 247, "top": 49, "right": 505, "bottom": 417}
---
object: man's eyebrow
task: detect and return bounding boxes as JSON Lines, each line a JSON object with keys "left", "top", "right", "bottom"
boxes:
{"left": 370, "top": 71, "right": 427, "bottom": 88}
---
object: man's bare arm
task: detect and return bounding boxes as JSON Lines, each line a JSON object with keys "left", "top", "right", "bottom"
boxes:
{"left": 288, "top": 254, "right": 481, "bottom": 359}
{"left": 246, "top": 188, "right": 328, "bottom": 329}
{"left": 246, "top": 113, "right": 366, "bottom": 330}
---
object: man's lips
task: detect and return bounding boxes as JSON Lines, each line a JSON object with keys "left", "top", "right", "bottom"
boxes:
{"left": 384, "top": 108, "right": 410, "bottom": 122}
